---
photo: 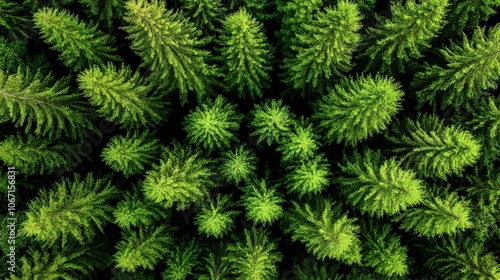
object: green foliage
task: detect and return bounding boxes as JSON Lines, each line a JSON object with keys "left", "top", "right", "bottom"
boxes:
{"left": 218, "top": 145, "right": 258, "bottom": 185}
{"left": 115, "top": 225, "right": 173, "bottom": 272}
{"left": 180, "top": 0, "right": 225, "bottom": 33}
{"left": 284, "top": 198, "right": 362, "bottom": 264}
{"left": 162, "top": 237, "right": 202, "bottom": 280}
{"left": 77, "top": 63, "right": 165, "bottom": 128}
{"left": 337, "top": 149, "right": 425, "bottom": 217}
{"left": 0, "top": 134, "right": 84, "bottom": 176}
{"left": 33, "top": 7, "right": 120, "bottom": 71}
{"left": 277, "top": 117, "right": 319, "bottom": 163}
{"left": 413, "top": 24, "right": 500, "bottom": 109}
{"left": 122, "top": 0, "right": 219, "bottom": 105}
{"left": 291, "top": 257, "right": 343, "bottom": 280}
{"left": 194, "top": 194, "right": 239, "bottom": 238}
{"left": 197, "top": 242, "right": 232, "bottom": 280}
{"left": 78, "top": 0, "right": 125, "bottom": 29}
{"left": 0, "top": 37, "right": 25, "bottom": 73}
{"left": 242, "top": 0, "right": 274, "bottom": 22}
{"left": 218, "top": 8, "right": 273, "bottom": 99}
{"left": 240, "top": 179, "right": 284, "bottom": 225}
{"left": 224, "top": 226, "right": 282, "bottom": 280}
{"left": 102, "top": 131, "right": 161, "bottom": 177}
{"left": 386, "top": 115, "right": 481, "bottom": 179}
{"left": 443, "top": 0, "right": 500, "bottom": 37}
{"left": 249, "top": 99, "right": 295, "bottom": 145}
{"left": 183, "top": 95, "right": 242, "bottom": 151}
{"left": 283, "top": 1, "right": 363, "bottom": 92}
{"left": 360, "top": 0, "right": 448, "bottom": 74}
{"left": 21, "top": 173, "right": 119, "bottom": 246}
{"left": 283, "top": 153, "right": 331, "bottom": 197}
{"left": 0, "top": 68, "right": 92, "bottom": 140}
{"left": 395, "top": 188, "right": 474, "bottom": 237}
{"left": 0, "top": 0, "right": 29, "bottom": 38}
{"left": 142, "top": 142, "right": 215, "bottom": 210}
{"left": 313, "top": 75, "right": 404, "bottom": 146}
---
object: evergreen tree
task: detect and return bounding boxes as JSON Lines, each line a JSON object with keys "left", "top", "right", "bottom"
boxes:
{"left": 0, "top": 68, "right": 92, "bottom": 140}
{"left": 442, "top": 0, "right": 500, "bottom": 38}
{"left": 0, "top": 37, "right": 25, "bottom": 73}
{"left": 242, "top": 0, "right": 274, "bottom": 22}
{"left": 77, "top": 63, "right": 165, "bottom": 129}
{"left": 183, "top": 95, "right": 243, "bottom": 151}
{"left": 180, "top": 0, "right": 225, "bottom": 34}
{"left": 33, "top": 7, "right": 121, "bottom": 71}
{"left": 122, "top": 0, "right": 219, "bottom": 105}
{"left": 240, "top": 179, "right": 284, "bottom": 225}
{"left": 218, "top": 144, "right": 258, "bottom": 185}
{"left": 277, "top": 117, "right": 319, "bottom": 164}
{"left": 413, "top": 24, "right": 500, "bottom": 109}
{"left": 77, "top": 0, "right": 125, "bottom": 30}
{"left": 336, "top": 149, "right": 425, "bottom": 217}
{"left": 359, "top": 0, "right": 448, "bottom": 75}
{"left": 197, "top": 242, "right": 232, "bottom": 280}
{"left": 217, "top": 8, "right": 273, "bottom": 99}
{"left": 291, "top": 256, "right": 343, "bottom": 280}
{"left": 114, "top": 225, "right": 173, "bottom": 272}
{"left": 313, "top": 75, "right": 404, "bottom": 146}
{"left": 283, "top": 153, "right": 331, "bottom": 197}
{"left": 194, "top": 194, "right": 239, "bottom": 238}
{"left": 283, "top": 1, "right": 363, "bottom": 92}
{"left": 224, "top": 226, "right": 282, "bottom": 280}
{"left": 20, "top": 173, "right": 119, "bottom": 246}
{"left": 101, "top": 131, "right": 161, "bottom": 177}
{"left": 249, "top": 99, "right": 295, "bottom": 146}
{"left": 142, "top": 142, "right": 215, "bottom": 210}
{"left": 284, "top": 198, "right": 362, "bottom": 264}
{"left": 162, "top": 237, "right": 202, "bottom": 280}
{"left": 386, "top": 115, "right": 481, "bottom": 179}
{"left": 0, "top": 0, "right": 29, "bottom": 38}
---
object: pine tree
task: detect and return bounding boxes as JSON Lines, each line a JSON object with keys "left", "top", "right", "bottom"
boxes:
{"left": 122, "top": 0, "right": 219, "bottom": 105}
{"left": 386, "top": 115, "right": 481, "bottom": 179}
{"left": 33, "top": 7, "right": 121, "bottom": 71}
{"left": 224, "top": 226, "right": 282, "bottom": 280}
{"left": 313, "top": 75, "right": 404, "bottom": 146}
{"left": 249, "top": 99, "right": 295, "bottom": 146}
{"left": 359, "top": 0, "right": 448, "bottom": 75}
{"left": 284, "top": 198, "right": 362, "bottom": 264}
{"left": 101, "top": 131, "right": 161, "bottom": 177}
{"left": 218, "top": 144, "right": 258, "bottom": 185}
{"left": 20, "top": 173, "right": 119, "bottom": 246}
{"left": 283, "top": 1, "right": 363, "bottom": 92}
{"left": 180, "top": 0, "right": 225, "bottom": 34}
{"left": 77, "top": 0, "right": 125, "bottom": 30}
{"left": 0, "top": 68, "right": 92, "bottom": 140}
{"left": 77, "top": 63, "right": 165, "bottom": 129}
{"left": 0, "top": 134, "right": 84, "bottom": 176}
{"left": 194, "top": 194, "right": 239, "bottom": 238}
{"left": 442, "top": 0, "right": 500, "bottom": 38}
{"left": 217, "top": 8, "right": 273, "bottom": 99}
{"left": 240, "top": 179, "right": 284, "bottom": 225}
{"left": 0, "top": 0, "right": 29, "bottom": 38}
{"left": 114, "top": 225, "right": 173, "bottom": 272}
{"left": 183, "top": 95, "right": 243, "bottom": 151}
{"left": 142, "top": 142, "right": 215, "bottom": 210}
{"left": 336, "top": 149, "right": 425, "bottom": 217}
{"left": 242, "top": 0, "right": 274, "bottom": 22}
{"left": 277, "top": 117, "right": 319, "bottom": 164}
{"left": 162, "top": 237, "right": 202, "bottom": 280}
{"left": 413, "top": 24, "right": 500, "bottom": 109}
{"left": 197, "top": 242, "right": 232, "bottom": 280}
{"left": 283, "top": 153, "right": 331, "bottom": 197}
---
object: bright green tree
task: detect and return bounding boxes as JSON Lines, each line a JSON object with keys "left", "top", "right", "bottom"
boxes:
{"left": 283, "top": 1, "right": 363, "bottom": 92}
{"left": 33, "top": 7, "right": 120, "bottom": 71}
{"left": 284, "top": 198, "right": 362, "bottom": 264}
{"left": 283, "top": 153, "right": 331, "bottom": 197}
{"left": 224, "top": 226, "right": 282, "bottom": 280}
{"left": 122, "top": 0, "right": 219, "bottom": 105}
{"left": 336, "top": 149, "right": 425, "bottom": 217}
{"left": 0, "top": 68, "right": 92, "bottom": 140}
{"left": 20, "top": 173, "right": 119, "bottom": 246}
{"left": 180, "top": 0, "right": 225, "bottom": 34}
{"left": 313, "top": 75, "right": 404, "bottom": 146}
{"left": 386, "top": 115, "right": 481, "bottom": 179}
{"left": 413, "top": 24, "right": 500, "bottom": 109}
{"left": 442, "top": 0, "right": 500, "bottom": 38}
{"left": 359, "top": 0, "right": 448, "bottom": 74}
{"left": 142, "top": 142, "right": 215, "bottom": 210}
{"left": 77, "top": 63, "right": 165, "bottom": 129}
{"left": 101, "top": 131, "right": 161, "bottom": 177}
{"left": 240, "top": 179, "right": 284, "bottom": 226}
{"left": 277, "top": 117, "right": 320, "bottom": 164}
{"left": 218, "top": 145, "right": 258, "bottom": 185}
{"left": 249, "top": 99, "right": 295, "bottom": 145}
{"left": 183, "top": 95, "right": 242, "bottom": 151}
{"left": 162, "top": 237, "right": 202, "bottom": 280}
{"left": 0, "top": 0, "right": 29, "bottom": 38}
{"left": 218, "top": 8, "right": 273, "bottom": 99}
{"left": 194, "top": 194, "right": 239, "bottom": 238}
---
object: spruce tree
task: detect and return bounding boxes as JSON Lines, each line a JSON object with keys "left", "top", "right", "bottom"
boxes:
{"left": 313, "top": 75, "right": 404, "bottom": 146}
{"left": 442, "top": 0, "right": 500, "bottom": 38}
{"left": 122, "top": 0, "right": 219, "bottom": 105}
{"left": 0, "top": 37, "right": 25, "bottom": 73}
{"left": 283, "top": 153, "right": 331, "bottom": 197}
{"left": 197, "top": 242, "right": 232, "bottom": 280}
{"left": 194, "top": 194, "right": 239, "bottom": 238}
{"left": 0, "top": 0, "right": 29, "bottom": 38}
{"left": 336, "top": 149, "right": 425, "bottom": 217}
{"left": 277, "top": 118, "right": 320, "bottom": 164}
{"left": 283, "top": 0, "right": 363, "bottom": 92}
{"left": 249, "top": 99, "right": 295, "bottom": 146}
{"left": 217, "top": 145, "right": 258, "bottom": 185}
{"left": 77, "top": 63, "right": 165, "bottom": 129}
{"left": 77, "top": 0, "right": 125, "bottom": 30}
{"left": 162, "top": 237, "right": 202, "bottom": 280}
{"left": 20, "top": 173, "right": 119, "bottom": 246}
{"left": 0, "top": 68, "right": 92, "bottom": 140}
{"left": 386, "top": 115, "right": 481, "bottom": 179}
{"left": 217, "top": 8, "right": 273, "bottom": 99}
{"left": 291, "top": 256, "right": 343, "bottom": 280}
{"left": 240, "top": 179, "right": 284, "bottom": 226}
{"left": 359, "top": 0, "right": 448, "bottom": 75}
{"left": 33, "top": 7, "right": 120, "bottom": 71}
{"left": 180, "top": 0, "right": 225, "bottom": 34}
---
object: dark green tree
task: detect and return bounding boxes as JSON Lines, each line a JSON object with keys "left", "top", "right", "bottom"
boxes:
{"left": 283, "top": 153, "right": 331, "bottom": 197}
{"left": 77, "top": 0, "right": 125, "bottom": 30}
{"left": 249, "top": 99, "right": 295, "bottom": 145}
{"left": 194, "top": 194, "right": 239, "bottom": 238}
{"left": 217, "top": 145, "right": 258, "bottom": 185}
{"left": 122, "top": 0, "right": 219, "bottom": 105}
{"left": 291, "top": 256, "right": 343, "bottom": 280}
{"left": 33, "top": 7, "right": 120, "bottom": 71}
{"left": 442, "top": 0, "right": 500, "bottom": 38}
{"left": 197, "top": 242, "right": 232, "bottom": 280}
{"left": 0, "top": 37, "right": 25, "bottom": 73}
{"left": 162, "top": 237, "right": 202, "bottom": 280}
{"left": 313, "top": 75, "right": 404, "bottom": 146}
{"left": 180, "top": 0, "right": 225, "bottom": 34}
{"left": 240, "top": 179, "right": 284, "bottom": 225}
{"left": 0, "top": 0, "right": 29, "bottom": 38}
{"left": 217, "top": 8, "right": 273, "bottom": 99}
